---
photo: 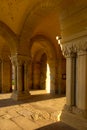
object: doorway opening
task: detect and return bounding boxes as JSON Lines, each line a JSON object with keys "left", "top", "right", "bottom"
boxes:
{"left": 32, "top": 52, "right": 51, "bottom": 94}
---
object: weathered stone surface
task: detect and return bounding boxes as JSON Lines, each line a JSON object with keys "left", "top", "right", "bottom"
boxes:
{"left": 12, "top": 116, "right": 39, "bottom": 130}
{"left": 0, "top": 118, "right": 21, "bottom": 130}
{"left": 0, "top": 92, "right": 66, "bottom": 130}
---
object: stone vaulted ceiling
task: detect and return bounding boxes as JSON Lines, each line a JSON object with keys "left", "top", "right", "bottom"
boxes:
{"left": 0, "top": 0, "right": 87, "bottom": 55}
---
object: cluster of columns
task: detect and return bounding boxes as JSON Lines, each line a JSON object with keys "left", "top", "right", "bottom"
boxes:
{"left": 11, "top": 54, "right": 31, "bottom": 100}
{"left": 62, "top": 36, "right": 87, "bottom": 117}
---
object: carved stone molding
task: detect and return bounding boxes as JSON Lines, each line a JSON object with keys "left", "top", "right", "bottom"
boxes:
{"left": 10, "top": 54, "right": 32, "bottom": 66}
{"left": 61, "top": 35, "right": 87, "bottom": 57}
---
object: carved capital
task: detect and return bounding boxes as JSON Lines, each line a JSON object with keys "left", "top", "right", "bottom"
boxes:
{"left": 62, "top": 43, "right": 76, "bottom": 58}
{"left": 61, "top": 35, "right": 87, "bottom": 57}
{"left": 10, "top": 54, "right": 32, "bottom": 66}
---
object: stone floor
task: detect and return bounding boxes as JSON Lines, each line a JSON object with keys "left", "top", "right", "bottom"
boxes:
{"left": 0, "top": 90, "right": 77, "bottom": 130}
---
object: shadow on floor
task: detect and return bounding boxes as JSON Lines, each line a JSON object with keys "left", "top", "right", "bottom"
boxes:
{"left": 36, "top": 121, "right": 77, "bottom": 130}
{"left": 0, "top": 93, "right": 65, "bottom": 108}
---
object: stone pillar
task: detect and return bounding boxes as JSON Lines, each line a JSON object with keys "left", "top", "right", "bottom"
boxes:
{"left": 14, "top": 65, "right": 17, "bottom": 91}
{"left": 66, "top": 53, "right": 76, "bottom": 106}
{"left": 60, "top": 36, "right": 87, "bottom": 130}
{"left": 11, "top": 54, "right": 31, "bottom": 100}
{"left": 24, "top": 61, "right": 30, "bottom": 92}
{"left": 16, "top": 60, "right": 23, "bottom": 92}
{"left": 12, "top": 62, "right": 17, "bottom": 91}
{"left": 62, "top": 43, "right": 76, "bottom": 107}
{"left": 76, "top": 51, "right": 87, "bottom": 110}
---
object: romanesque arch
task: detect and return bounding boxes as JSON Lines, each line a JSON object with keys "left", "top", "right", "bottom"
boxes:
{"left": 0, "top": 21, "right": 18, "bottom": 55}
{"left": 19, "top": 0, "right": 61, "bottom": 56}
{"left": 29, "top": 35, "right": 65, "bottom": 94}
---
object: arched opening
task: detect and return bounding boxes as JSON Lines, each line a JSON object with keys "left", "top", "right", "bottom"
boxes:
{"left": 32, "top": 52, "right": 51, "bottom": 94}
{"left": 40, "top": 53, "right": 51, "bottom": 93}
{"left": 29, "top": 35, "right": 66, "bottom": 96}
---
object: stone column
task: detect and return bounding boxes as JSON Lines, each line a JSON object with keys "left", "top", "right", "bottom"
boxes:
{"left": 12, "top": 62, "right": 17, "bottom": 91}
{"left": 14, "top": 65, "right": 17, "bottom": 91}
{"left": 76, "top": 50, "right": 87, "bottom": 110}
{"left": 11, "top": 54, "right": 30, "bottom": 100}
{"left": 24, "top": 61, "right": 30, "bottom": 92}
{"left": 60, "top": 36, "right": 87, "bottom": 130}
{"left": 62, "top": 44, "right": 76, "bottom": 107}
{"left": 16, "top": 60, "right": 23, "bottom": 92}
{"left": 66, "top": 53, "right": 76, "bottom": 106}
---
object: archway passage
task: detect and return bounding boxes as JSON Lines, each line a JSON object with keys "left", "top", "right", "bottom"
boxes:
{"left": 32, "top": 52, "right": 52, "bottom": 94}
{"left": 32, "top": 53, "right": 48, "bottom": 91}
{"left": 29, "top": 35, "right": 66, "bottom": 95}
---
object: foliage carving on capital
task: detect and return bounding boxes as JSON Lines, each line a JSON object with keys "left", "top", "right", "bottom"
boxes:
{"left": 75, "top": 40, "right": 87, "bottom": 53}
{"left": 10, "top": 54, "right": 32, "bottom": 66}
{"left": 61, "top": 36, "right": 87, "bottom": 57}
{"left": 62, "top": 43, "right": 76, "bottom": 58}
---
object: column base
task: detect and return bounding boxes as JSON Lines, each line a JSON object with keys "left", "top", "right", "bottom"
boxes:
{"left": 60, "top": 105, "right": 87, "bottom": 130}
{"left": 11, "top": 91, "right": 30, "bottom": 101}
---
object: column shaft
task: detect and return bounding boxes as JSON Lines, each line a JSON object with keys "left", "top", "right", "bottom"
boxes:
{"left": 76, "top": 51, "right": 87, "bottom": 109}
{"left": 12, "top": 65, "right": 17, "bottom": 91}
{"left": 24, "top": 63, "right": 29, "bottom": 92}
{"left": 66, "top": 54, "right": 76, "bottom": 106}
{"left": 17, "top": 63, "right": 23, "bottom": 92}
{"left": 11, "top": 54, "right": 31, "bottom": 100}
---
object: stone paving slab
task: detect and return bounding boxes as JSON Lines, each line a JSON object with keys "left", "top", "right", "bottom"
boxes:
{"left": 0, "top": 118, "right": 21, "bottom": 130}
{"left": 0, "top": 92, "right": 77, "bottom": 130}
{"left": 12, "top": 116, "right": 39, "bottom": 130}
